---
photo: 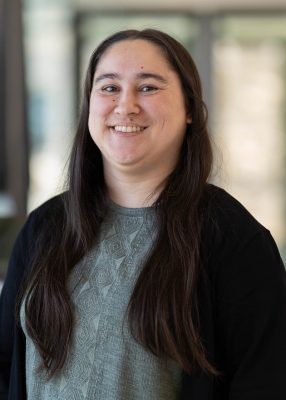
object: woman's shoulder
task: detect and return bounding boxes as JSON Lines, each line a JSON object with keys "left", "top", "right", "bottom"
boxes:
{"left": 32, "top": 191, "right": 67, "bottom": 219}
{"left": 1, "top": 194, "right": 66, "bottom": 299}
{"left": 201, "top": 184, "right": 273, "bottom": 261}
{"left": 203, "top": 183, "right": 265, "bottom": 236}
{"left": 19, "top": 193, "right": 66, "bottom": 247}
{"left": 201, "top": 185, "right": 285, "bottom": 298}
{"left": 29, "top": 192, "right": 66, "bottom": 221}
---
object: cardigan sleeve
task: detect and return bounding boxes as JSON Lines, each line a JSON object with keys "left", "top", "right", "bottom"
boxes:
{"left": 214, "top": 228, "right": 286, "bottom": 400}
{"left": 0, "top": 211, "right": 37, "bottom": 399}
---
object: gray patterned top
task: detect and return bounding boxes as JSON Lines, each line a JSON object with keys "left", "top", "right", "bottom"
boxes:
{"left": 21, "top": 202, "right": 182, "bottom": 399}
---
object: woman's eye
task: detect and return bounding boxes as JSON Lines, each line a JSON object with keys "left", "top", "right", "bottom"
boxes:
{"left": 102, "top": 85, "right": 118, "bottom": 93}
{"left": 140, "top": 85, "right": 157, "bottom": 93}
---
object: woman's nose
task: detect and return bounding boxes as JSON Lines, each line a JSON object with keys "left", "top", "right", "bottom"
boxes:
{"left": 114, "top": 89, "right": 140, "bottom": 115}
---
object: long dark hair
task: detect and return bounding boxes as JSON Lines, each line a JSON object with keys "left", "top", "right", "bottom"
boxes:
{"left": 21, "top": 29, "right": 216, "bottom": 377}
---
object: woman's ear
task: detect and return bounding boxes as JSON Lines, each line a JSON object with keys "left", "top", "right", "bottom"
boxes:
{"left": 186, "top": 115, "right": 192, "bottom": 124}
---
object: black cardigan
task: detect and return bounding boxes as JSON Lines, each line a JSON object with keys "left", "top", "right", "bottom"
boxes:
{"left": 1, "top": 185, "right": 286, "bottom": 400}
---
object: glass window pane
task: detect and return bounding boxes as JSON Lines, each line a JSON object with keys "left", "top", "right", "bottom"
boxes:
{"left": 23, "top": 2, "right": 75, "bottom": 211}
{"left": 213, "top": 15, "right": 286, "bottom": 261}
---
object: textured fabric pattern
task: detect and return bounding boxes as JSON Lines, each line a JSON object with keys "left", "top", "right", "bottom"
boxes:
{"left": 21, "top": 203, "right": 181, "bottom": 400}
{"left": 4, "top": 185, "right": 286, "bottom": 399}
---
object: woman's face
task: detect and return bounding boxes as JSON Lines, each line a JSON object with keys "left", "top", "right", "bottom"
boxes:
{"left": 88, "top": 39, "right": 190, "bottom": 178}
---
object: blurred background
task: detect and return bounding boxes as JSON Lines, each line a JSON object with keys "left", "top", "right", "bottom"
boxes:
{"left": 1, "top": 0, "right": 286, "bottom": 286}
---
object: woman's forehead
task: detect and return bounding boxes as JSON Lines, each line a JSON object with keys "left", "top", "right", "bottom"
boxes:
{"left": 96, "top": 39, "right": 169, "bottom": 69}
{"left": 93, "top": 39, "right": 178, "bottom": 84}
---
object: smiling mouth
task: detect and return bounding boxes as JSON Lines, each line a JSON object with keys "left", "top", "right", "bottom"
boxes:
{"left": 110, "top": 125, "right": 146, "bottom": 133}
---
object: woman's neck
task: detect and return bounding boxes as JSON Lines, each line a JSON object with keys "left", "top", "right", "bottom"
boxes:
{"left": 103, "top": 168, "right": 167, "bottom": 208}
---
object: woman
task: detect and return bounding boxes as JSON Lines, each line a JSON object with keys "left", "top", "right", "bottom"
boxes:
{"left": 1, "top": 29, "right": 286, "bottom": 400}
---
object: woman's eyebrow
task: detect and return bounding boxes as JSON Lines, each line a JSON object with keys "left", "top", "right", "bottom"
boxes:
{"left": 93, "top": 73, "right": 119, "bottom": 83}
{"left": 136, "top": 72, "right": 168, "bottom": 84}
{"left": 93, "top": 72, "right": 168, "bottom": 84}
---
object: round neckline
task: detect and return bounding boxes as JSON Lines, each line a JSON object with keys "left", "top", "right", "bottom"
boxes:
{"left": 107, "top": 199, "right": 156, "bottom": 217}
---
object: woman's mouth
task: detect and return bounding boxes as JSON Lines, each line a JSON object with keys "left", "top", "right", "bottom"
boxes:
{"left": 109, "top": 125, "right": 146, "bottom": 133}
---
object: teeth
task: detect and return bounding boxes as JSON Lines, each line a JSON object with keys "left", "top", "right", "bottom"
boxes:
{"left": 113, "top": 125, "right": 143, "bottom": 133}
